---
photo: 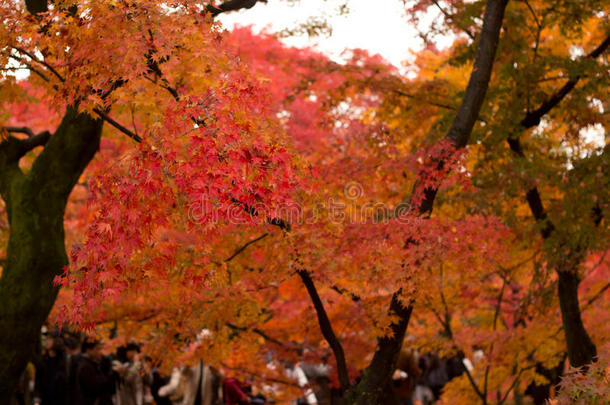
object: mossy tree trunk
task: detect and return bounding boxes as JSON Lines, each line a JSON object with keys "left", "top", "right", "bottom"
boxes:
{"left": 0, "top": 107, "right": 103, "bottom": 402}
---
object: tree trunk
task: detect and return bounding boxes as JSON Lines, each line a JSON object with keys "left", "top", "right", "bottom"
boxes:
{"left": 330, "top": 1, "right": 509, "bottom": 403}
{"left": 0, "top": 107, "right": 103, "bottom": 401}
{"left": 557, "top": 270, "right": 597, "bottom": 368}
{"left": 524, "top": 355, "right": 565, "bottom": 404}
{"left": 519, "top": 184, "right": 598, "bottom": 368}
{"left": 344, "top": 297, "right": 412, "bottom": 405}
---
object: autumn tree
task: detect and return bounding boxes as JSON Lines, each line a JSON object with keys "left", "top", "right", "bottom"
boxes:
{"left": 0, "top": 0, "right": 301, "bottom": 400}
{"left": 370, "top": 0, "right": 609, "bottom": 401}
{"left": 2, "top": 0, "right": 607, "bottom": 404}
{"left": 397, "top": 0, "right": 609, "bottom": 367}
{"left": 46, "top": 1, "right": 509, "bottom": 405}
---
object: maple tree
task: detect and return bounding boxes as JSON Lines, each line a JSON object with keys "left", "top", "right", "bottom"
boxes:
{"left": 1, "top": 0, "right": 608, "bottom": 404}
{"left": 0, "top": 0, "right": 298, "bottom": 400}
{"left": 372, "top": 0, "right": 609, "bottom": 402}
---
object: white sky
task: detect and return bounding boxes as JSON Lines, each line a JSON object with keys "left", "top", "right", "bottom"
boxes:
{"left": 216, "top": 0, "right": 452, "bottom": 68}
{"left": 219, "top": 2, "right": 606, "bottom": 149}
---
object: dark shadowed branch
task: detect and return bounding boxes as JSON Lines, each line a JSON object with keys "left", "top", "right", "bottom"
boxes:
{"left": 297, "top": 269, "right": 350, "bottom": 392}
{"left": 2, "top": 126, "right": 35, "bottom": 138}
{"left": 225, "top": 233, "right": 269, "bottom": 263}
{"left": 93, "top": 109, "right": 143, "bottom": 143}
{"left": 520, "top": 35, "right": 610, "bottom": 129}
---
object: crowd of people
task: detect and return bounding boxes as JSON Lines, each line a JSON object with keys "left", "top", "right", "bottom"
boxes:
{"left": 390, "top": 348, "right": 474, "bottom": 405}
{"left": 13, "top": 328, "right": 476, "bottom": 405}
{"left": 13, "top": 328, "right": 268, "bottom": 405}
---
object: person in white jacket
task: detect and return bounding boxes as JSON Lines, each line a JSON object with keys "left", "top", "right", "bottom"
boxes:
{"left": 158, "top": 361, "right": 222, "bottom": 405}
{"left": 286, "top": 363, "right": 318, "bottom": 405}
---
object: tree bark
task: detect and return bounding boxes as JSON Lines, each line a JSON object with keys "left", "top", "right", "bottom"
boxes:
{"left": 506, "top": 35, "right": 610, "bottom": 370}
{"left": 344, "top": 295, "right": 412, "bottom": 405}
{"left": 24, "top": 0, "right": 47, "bottom": 15}
{"left": 0, "top": 107, "right": 103, "bottom": 401}
{"left": 557, "top": 271, "right": 597, "bottom": 368}
{"left": 341, "top": 1, "right": 509, "bottom": 403}
{"left": 510, "top": 139, "right": 598, "bottom": 367}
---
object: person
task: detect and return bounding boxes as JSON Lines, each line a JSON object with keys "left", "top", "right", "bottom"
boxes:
{"left": 114, "top": 343, "right": 151, "bottom": 405}
{"left": 159, "top": 361, "right": 223, "bottom": 405}
{"left": 150, "top": 364, "right": 173, "bottom": 405}
{"left": 223, "top": 377, "right": 249, "bottom": 405}
{"left": 392, "top": 348, "right": 421, "bottom": 405}
{"left": 33, "top": 330, "right": 68, "bottom": 405}
{"left": 413, "top": 354, "right": 434, "bottom": 405}
{"left": 73, "top": 338, "right": 116, "bottom": 405}
{"left": 13, "top": 362, "right": 35, "bottom": 405}
{"left": 285, "top": 362, "right": 318, "bottom": 405}
{"left": 300, "top": 362, "right": 330, "bottom": 405}
{"left": 63, "top": 333, "right": 83, "bottom": 405}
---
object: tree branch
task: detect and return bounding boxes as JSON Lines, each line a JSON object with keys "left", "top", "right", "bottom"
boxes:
{"left": 349, "top": 3, "right": 508, "bottom": 403}
{"left": 427, "top": 293, "right": 486, "bottom": 403}
{"left": 445, "top": 0, "right": 507, "bottom": 149}
{"left": 225, "top": 322, "right": 295, "bottom": 350}
{"left": 483, "top": 277, "right": 507, "bottom": 402}
{"left": 225, "top": 233, "right": 268, "bottom": 263}
{"left": 11, "top": 46, "right": 65, "bottom": 83}
{"left": 520, "top": 35, "right": 610, "bottom": 129}
{"left": 221, "top": 364, "right": 300, "bottom": 388}
{"left": 430, "top": 0, "right": 475, "bottom": 40}
{"left": 463, "top": 365, "right": 487, "bottom": 403}
{"left": 28, "top": 106, "right": 103, "bottom": 204}
{"left": 8, "top": 55, "right": 51, "bottom": 83}
{"left": 330, "top": 284, "right": 361, "bottom": 302}
{"left": 583, "top": 282, "right": 610, "bottom": 310}
{"left": 438, "top": 264, "right": 453, "bottom": 338}
{"left": 498, "top": 366, "right": 535, "bottom": 405}
{"left": 422, "top": 296, "right": 451, "bottom": 338}
{"left": 2, "top": 126, "right": 35, "bottom": 138}
{"left": 0, "top": 130, "right": 51, "bottom": 167}
{"left": 393, "top": 89, "right": 493, "bottom": 126}
{"left": 231, "top": 198, "right": 291, "bottom": 231}
{"left": 206, "top": 0, "right": 268, "bottom": 17}
{"left": 394, "top": 89, "right": 458, "bottom": 112}
{"left": 20, "top": 131, "right": 51, "bottom": 153}
{"left": 522, "top": 0, "right": 541, "bottom": 31}
{"left": 296, "top": 270, "right": 350, "bottom": 392}
{"left": 93, "top": 109, "right": 143, "bottom": 143}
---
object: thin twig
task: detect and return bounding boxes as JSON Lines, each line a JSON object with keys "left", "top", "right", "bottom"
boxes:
{"left": 8, "top": 55, "right": 51, "bottom": 83}
{"left": 225, "top": 233, "right": 269, "bottom": 263}
{"left": 11, "top": 46, "right": 65, "bottom": 82}
{"left": 297, "top": 269, "right": 350, "bottom": 392}
{"left": 225, "top": 322, "right": 300, "bottom": 352}
{"left": 522, "top": 0, "right": 541, "bottom": 30}
{"left": 430, "top": 0, "right": 475, "bottom": 40}
{"left": 498, "top": 365, "right": 536, "bottom": 405}
{"left": 463, "top": 365, "right": 487, "bottom": 403}
{"left": 93, "top": 108, "right": 143, "bottom": 143}
{"left": 583, "top": 282, "right": 610, "bottom": 310}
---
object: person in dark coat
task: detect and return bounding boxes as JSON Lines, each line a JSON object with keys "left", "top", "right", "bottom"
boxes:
{"left": 150, "top": 366, "right": 173, "bottom": 405}
{"left": 73, "top": 338, "right": 116, "bottom": 405}
{"left": 63, "top": 335, "right": 83, "bottom": 405}
{"left": 33, "top": 331, "right": 68, "bottom": 405}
